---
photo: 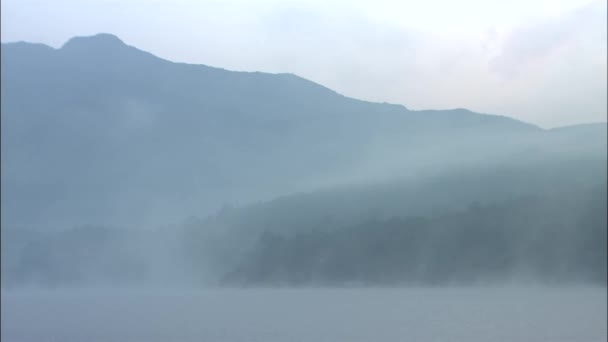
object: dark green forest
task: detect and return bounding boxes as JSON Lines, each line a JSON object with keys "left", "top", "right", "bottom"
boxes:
{"left": 222, "top": 186, "right": 607, "bottom": 286}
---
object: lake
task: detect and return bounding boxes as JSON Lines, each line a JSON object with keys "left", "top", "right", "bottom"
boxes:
{"left": 2, "top": 287, "right": 606, "bottom": 342}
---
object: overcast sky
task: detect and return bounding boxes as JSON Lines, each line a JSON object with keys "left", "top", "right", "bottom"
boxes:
{"left": 2, "top": 0, "right": 606, "bottom": 128}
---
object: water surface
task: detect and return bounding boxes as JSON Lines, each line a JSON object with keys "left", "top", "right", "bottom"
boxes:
{"left": 2, "top": 287, "right": 606, "bottom": 342}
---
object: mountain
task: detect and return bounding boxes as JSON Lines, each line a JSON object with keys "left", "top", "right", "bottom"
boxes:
{"left": 1, "top": 33, "right": 604, "bottom": 231}
{"left": 1, "top": 33, "right": 606, "bottom": 288}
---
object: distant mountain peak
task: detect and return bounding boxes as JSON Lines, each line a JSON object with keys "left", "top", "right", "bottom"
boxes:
{"left": 0, "top": 41, "right": 54, "bottom": 52}
{"left": 61, "top": 33, "right": 127, "bottom": 51}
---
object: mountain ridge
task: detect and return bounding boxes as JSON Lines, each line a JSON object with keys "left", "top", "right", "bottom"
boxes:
{"left": 1, "top": 33, "right": 604, "bottom": 230}
{"left": 1, "top": 33, "right": 606, "bottom": 289}
{"left": 0, "top": 33, "right": 546, "bottom": 128}
{"left": 5, "top": 33, "right": 603, "bottom": 129}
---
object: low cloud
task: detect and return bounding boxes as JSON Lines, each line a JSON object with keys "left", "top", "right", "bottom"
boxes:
{"left": 489, "top": 0, "right": 607, "bottom": 78}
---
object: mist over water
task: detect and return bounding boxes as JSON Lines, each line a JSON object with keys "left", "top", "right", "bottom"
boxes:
{"left": 1, "top": 30, "right": 606, "bottom": 341}
{"left": 2, "top": 287, "right": 606, "bottom": 342}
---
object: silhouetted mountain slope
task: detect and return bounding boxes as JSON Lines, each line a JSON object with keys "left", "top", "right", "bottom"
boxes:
{"left": 0, "top": 33, "right": 603, "bottom": 231}
{"left": 2, "top": 33, "right": 605, "bottom": 289}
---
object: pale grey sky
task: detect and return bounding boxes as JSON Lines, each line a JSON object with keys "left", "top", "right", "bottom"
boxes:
{"left": 2, "top": 0, "right": 606, "bottom": 128}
